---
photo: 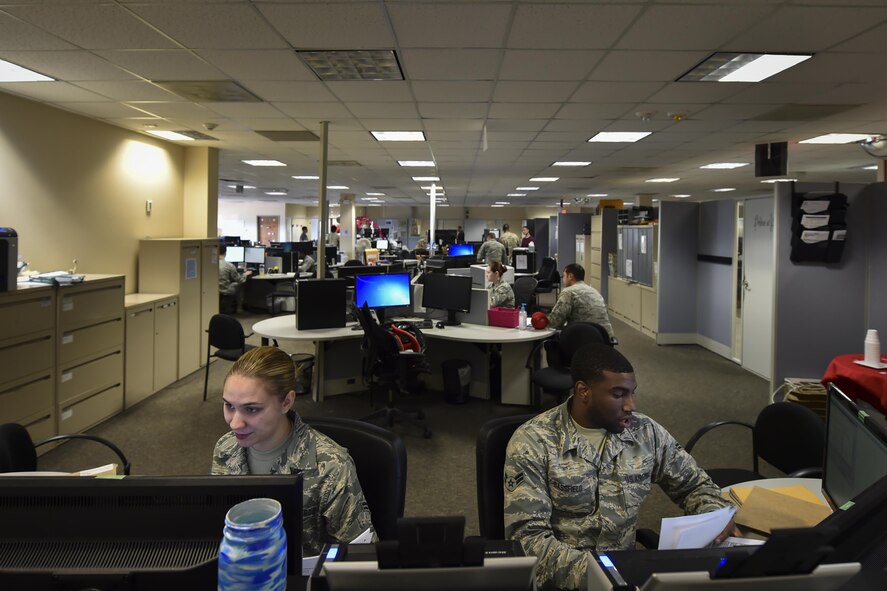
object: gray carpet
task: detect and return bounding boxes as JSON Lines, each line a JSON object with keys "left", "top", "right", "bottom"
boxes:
{"left": 38, "top": 314, "right": 772, "bottom": 536}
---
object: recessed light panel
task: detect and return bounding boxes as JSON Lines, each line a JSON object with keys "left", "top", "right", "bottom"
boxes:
{"left": 552, "top": 161, "right": 591, "bottom": 167}
{"left": 371, "top": 131, "right": 425, "bottom": 141}
{"left": 700, "top": 162, "right": 749, "bottom": 169}
{"left": 507, "top": 193, "right": 526, "bottom": 197}
{"left": 671, "top": 194, "right": 691, "bottom": 198}
{"left": 712, "top": 187, "right": 736, "bottom": 192}
{"left": 327, "top": 185, "right": 349, "bottom": 190}
{"left": 265, "top": 190, "right": 288, "bottom": 195}
{"left": 646, "top": 178, "right": 679, "bottom": 183}
{"left": 366, "top": 192, "right": 386, "bottom": 196}
{"left": 398, "top": 160, "right": 435, "bottom": 167}
{"left": 680, "top": 53, "right": 812, "bottom": 83}
{"left": 587, "top": 193, "right": 608, "bottom": 197}
{"left": 0, "top": 59, "right": 53, "bottom": 82}
{"left": 298, "top": 50, "right": 404, "bottom": 81}
{"left": 799, "top": 133, "right": 874, "bottom": 144}
{"left": 243, "top": 160, "right": 286, "bottom": 166}
{"left": 412, "top": 176, "right": 439, "bottom": 181}
{"left": 147, "top": 130, "right": 194, "bottom": 141}
{"left": 530, "top": 177, "right": 559, "bottom": 182}
{"left": 760, "top": 178, "right": 798, "bottom": 183}
{"left": 863, "top": 165, "right": 878, "bottom": 170}
{"left": 491, "top": 204, "right": 505, "bottom": 208}
{"left": 588, "top": 132, "right": 651, "bottom": 143}
{"left": 515, "top": 187, "right": 539, "bottom": 191}
{"left": 292, "top": 175, "right": 319, "bottom": 180}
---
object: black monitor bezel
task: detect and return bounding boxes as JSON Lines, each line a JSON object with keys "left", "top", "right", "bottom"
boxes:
{"left": 422, "top": 273, "right": 473, "bottom": 326}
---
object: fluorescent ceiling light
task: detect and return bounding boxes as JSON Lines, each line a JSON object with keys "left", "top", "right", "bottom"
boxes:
{"left": 671, "top": 194, "right": 691, "bottom": 198}
{"left": 243, "top": 159, "right": 285, "bottom": 166}
{"left": 420, "top": 186, "right": 444, "bottom": 191}
{"left": 515, "top": 187, "right": 539, "bottom": 191}
{"left": 646, "top": 177, "right": 679, "bottom": 183}
{"left": 227, "top": 184, "right": 255, "bottom": 189}
{"left": 863, "top": 165, "right": 879, "bottom": 170}
{"left": 0, "top": 58, "right": 53, "bottom": 82}
{"left": 588, "top": 132, "right": 651, "bottom": 143}
{"left": 327, "top": 185, "right": 349, "bottom": 190}
{"left": 491, "top": 204, "right": 505, "bottom": 208}
{"left": 495, "top": 202, "right": 511, "bottom": 205}
{"left": 712, "top": 187, "right": 736, "bottom": 192}
{"left": 371, "top": 130, "right": 425, "bottom": 142}
{"left": 623, "top": 202, "right": 635, "bottom": 206}
{"left": 412, "top": 176, "right": 439, "bottom": 182}
{"left": 760, "top": 178, "right": 798, "bottom": 184}
{"left": 507, "top": 193, "right": 526, "bottom": 197}
{"left": 700, "top": 162, "right": 749, "bottom": 169}
{"left": 530, "top": 177, "right": 559, "bottom": 182}
{"left": 587, "top": 193, "right": 608, "bottom": 197}
{"left": 552, "top": 161, "right": 591, "bottom": 167}
{"left": 398, "top": 160, "right": 435, "bottom": 167}
{"left": 265, "top": 190, "right": 288, "bottom": 196}
{"left": 146, "top": 130, "right": 194, "bottom": 141}
{"left": 799, "top": 133, "right": 874, "bottom": 144}
{"left": 298, "top": 50, "right": 404, "bottom": 81}
{"left": 292, "top": 175, "right": 319, "bottom": 180}
{"left": 680, "top": 53, "right": 812, "bottom": 83}
{"left": 366, "top": 192, "right": 386, "bottom": 196}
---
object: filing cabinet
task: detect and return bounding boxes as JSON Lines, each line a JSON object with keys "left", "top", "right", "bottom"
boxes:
{"left": 124, "top": 293, "right": 178, "bottom": 408}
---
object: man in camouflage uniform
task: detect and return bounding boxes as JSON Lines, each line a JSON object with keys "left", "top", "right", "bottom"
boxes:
{"left": 212, "top": 413, "right": 375, "bottom": 556}
{"left": 545, "top": 263, "right": 615, "bottom": 339}
{"left": 477, "top": 232, "right": 506, "bottom": 264}
{"left": 504, "top": 344, "right": 736, "bottom": 590}
{"left": 499, "top": 223, "right": 521, "bottom": 264}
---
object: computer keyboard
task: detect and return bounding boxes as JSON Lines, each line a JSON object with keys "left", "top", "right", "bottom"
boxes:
{"left": 416, "top": 320, "right": 434, "bottom": 329}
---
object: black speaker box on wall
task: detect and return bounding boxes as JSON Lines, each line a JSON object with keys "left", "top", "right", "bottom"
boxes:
{"left": 755, "top": 142, "right": 788, "bottom": 177}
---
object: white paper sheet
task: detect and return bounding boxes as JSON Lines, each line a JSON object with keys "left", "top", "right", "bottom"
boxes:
{"left": 658, "top": 506, "right": 736, "bottom": 550}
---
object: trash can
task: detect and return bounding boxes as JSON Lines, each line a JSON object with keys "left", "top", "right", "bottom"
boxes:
{"left": 442, "top": 359, "right": 471, "bottom": 404}
{"left": 291, "top": 353, "right": 315, "bottom": 396}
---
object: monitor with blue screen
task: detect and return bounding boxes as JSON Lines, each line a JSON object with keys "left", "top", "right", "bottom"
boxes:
{"left": 244, "top": 246, "right": 265, "bottom": 264}
{"left": 449, "top": 243, "right": 474, "bottom": 256}
{"left": 355, "top": 273, "right": 411, "bottom": 323}
{"left": 225, "top": 245, "right": 244, "bottom": 263}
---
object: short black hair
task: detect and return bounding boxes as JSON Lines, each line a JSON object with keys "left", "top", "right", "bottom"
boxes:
{"left": 570, "top": 343, "right": 634, "bottom": 385}
{"left": 564, "top": 263, "right": 585, "bottom": 281}
{"left": 503, "top": 223, "right": 510, "bottom": 231}
{"left": 219, "top": 244, "right": 227, "bottom": 255}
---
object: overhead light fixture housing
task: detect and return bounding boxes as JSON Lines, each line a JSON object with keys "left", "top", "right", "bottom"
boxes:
{"left": 398, "top": 160, "right": 435, "bottom": 167}
{"left": 799, "top": 133, "right": 874, "bottom": 144}
{"left": 679, "top": 53, "right": 812, "bottom": 83}
{"left": 862, "top": 165, "right": 879, "bottom": 170}
{"left": 671, "top": 194, "right": 691, "bottom": 198}
{"left": 327, "top": 185, "right": 349, "bottom": 190}
{"left": 646, "top": 177, "right": 679, "bottom": 183}
{"left": 507, "top": 193, "right": 526, "bottom": 197}
{"left": 515, "top": 187, "right": 539, "bottom": 191}
{"left": 243, "top": 159, "right": 286, "bottom": 167}
{"left": 587, "top": 193, "right": 608, "bottom": 197}
{"left": 0, "top": 58, "right": 53, "bottom": 82}
{"left": 265, "top": 189, "right": 288, "bottom": 196}
{"left": 412, "top": 176, "right": 439, "bottom": 182}
{"left": 760, "top": 178, "right": 798, "bottom": 183}
{"left": 146, "top": 130, "right": 194, "bottom": 141}
{"left": 371, "top": 131, "right": 425, "bottom": 142}
{"left": 366, "top": 192, "right": 386, "bottom": 196}
{"left": 588, "top": 132, "right": 651, "bottom": 143}
{"left": 700, "top": 162, "right": 749, "bottom": 169}
{"left": 712, "top": 187, "right": 736, "bottom": 192}
{"left": 491, "top": 204, "right": 505, "bottom": 208}
{"left": 298, "top": 50, "right": 404, "bottom": 81}
{"left": 530, "top": 177, "right": 559, "bottom": 182}
{"left": 292, "top": 175, "right": 319, "bottom": 180}
{"left": 552, "top": 161, "right": 591, "bottom": 167}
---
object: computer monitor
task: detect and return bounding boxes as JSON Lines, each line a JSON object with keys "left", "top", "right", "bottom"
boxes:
{"left": 337, "top": 264, "right": 385, "bottom": 286}
{"left": 354, "top": 273, "right": 411, "bottom": 323}
{"left": 292, "top": 241, "right": 315, "bottom": 257}
{"left": 0, "top": 475, "right": 302, "bottom": 590}
{"left": 220, "top": 235, "right": 241, "bottom": 246}
{"left": 375, "top": 239, "right": 389, "bottom": 251}
{"left": 820, "top": 472, "right": 887, "bottom": 563}
{"left": 822, "top": 383, "right": 887, "bottom": 511}
{"left": 244, "top": 246, "right": 265, "bottom": 264}
{"left": 449, "top": 243, "right": 474, "bottom": 257}
{"left": 422, "top": 273, "right": 473, "bottom": 326}
{"left": 225, "top": 245, "right": 245, "bottom": 263}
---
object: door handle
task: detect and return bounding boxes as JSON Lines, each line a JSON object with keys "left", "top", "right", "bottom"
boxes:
{"left": 743, "top": 279, "right": 750, "bottom": 292}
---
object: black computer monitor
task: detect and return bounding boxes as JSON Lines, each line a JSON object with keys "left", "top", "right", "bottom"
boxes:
{"left": 0, "top": 475, "right": 302, "bottom": 590}
{"left": 337, "top": 264, "right": 385, "bottom": 286}
{"left": 422, "top": 273, "right": 472, "bottom": 326}
{"left": 448, "top": 243, "right": 474, "bottom": 257}
{"left": 292, "top": 241, "right": 315, "bottom": 257}
{"left": 822, "top": 383, "right": 887, "bottom": 511}
{"left": 220, "top": 235, "right": 241, "bottom": 246}
{"left": 225, "top": 245, "right": 245, "bottom": 263}
{"left": 820, "top": 472, "right": 887, "bottom": 564}
{"left": 244, "top": 246, "right": 265, "bottom": 264}
{"left": 355, "top": 273, "right": 411, "bottom": 323}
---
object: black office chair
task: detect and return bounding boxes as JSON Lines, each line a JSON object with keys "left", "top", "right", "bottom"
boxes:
{"left": 513, "top": 276, "right": 538, "bottom": 312}
{"left": 303, "top": 416, "right": 407, "bottom": 540}
{"left": 525, "top": 321, "right": 612, "bottom": 409}
{"left": 685, "top": 401, "right": 826, "bottom": 488}
{"left": 534, "top": 257, "right": 561, "bottom": 310}
{"left": 475, "top": 415, "right": 658, "bottom": 548}
{"left": 343, "top": 259, "right": 364, "bottom": 267}
{"left": 0, "top": 423, "right": 131, "bottom": 475}
{"left": 267, "top": 277, "right": 297, "bottom": 317}
{"left": 355, "top": 303, "right": 432, "bottom": 438}
{"left": 203, "top": 314, "right": 256, "bottom": 402}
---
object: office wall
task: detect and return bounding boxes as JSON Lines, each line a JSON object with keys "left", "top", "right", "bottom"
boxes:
{"left": 0, "top": 91, "right": 185, "bottom": 291}
{"left": 867, "top": 183, "right": 887, "bottom": 334}
{"left": 218, "top": 200, "right": 287, "bottom": 243}
{"left": 696, "top": 200, "right": 735, "bottom": 351}
{"left": 183, "top": 146, "right": 218, "bottom": 239}
{"left": 657, "top": 201, "right": 698, "bottom": 339}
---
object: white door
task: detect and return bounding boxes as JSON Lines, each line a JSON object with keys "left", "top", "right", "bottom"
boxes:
{"left": 741, "top": 197, "right": 774, "bottom": 379}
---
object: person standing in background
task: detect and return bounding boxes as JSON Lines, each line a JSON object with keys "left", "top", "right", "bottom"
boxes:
{"left": 499, "top": 224, "right": 520, "bottom": 264}
{"left": 477, "top": 232, "right": 506, "bottom": 264}
{"left": 520, "top": 225, "right": 535, "bottom": 248}
{"left": 456, "top": 225, "right": 465, "bottom": 243}
{"left": 327, "top": 224, "right": 340, "bottom": 249}
{"left": 299, "top": 226, "right": 309, "bottom": 242}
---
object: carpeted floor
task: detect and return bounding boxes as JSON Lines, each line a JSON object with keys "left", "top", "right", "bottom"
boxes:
{"left": 38, "top": 314, "right": 772, "bottom": 536}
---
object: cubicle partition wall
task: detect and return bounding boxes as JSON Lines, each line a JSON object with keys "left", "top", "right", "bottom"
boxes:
{"left": 532, "top": 218, "right": 550, "bottom": 271}
{"left": 556, "top": 213, "right": 590, "bottom": 269}
{"left": 656, "top": 202, "right": 699, "bottom": 343}
{"left": 548, "top": 216, "right": 557, "bottom": 262}
{"left": 695, "top": 200, "right": 736, "bottom": 358}
{"left": 869, "top": 183, "right": 887, "bottom": 334}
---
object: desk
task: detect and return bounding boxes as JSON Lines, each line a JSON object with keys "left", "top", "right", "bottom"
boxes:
{"left": 823, "top": 354, "right": 887, "bottom": 413}
{"left": 252, "top": 316, "right": 553, "bottom": 405}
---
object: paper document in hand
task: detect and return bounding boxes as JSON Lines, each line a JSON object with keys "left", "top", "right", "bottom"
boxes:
{"left": 658, "top": 506, "right": 736, "bottom": 550}
{"left": 350, "top": 527, "right": 374, "bottom": 544}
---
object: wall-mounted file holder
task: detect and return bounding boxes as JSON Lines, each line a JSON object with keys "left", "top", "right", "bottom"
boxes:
{"left": 790, "top": 183, "right": 848, "bottom": 264}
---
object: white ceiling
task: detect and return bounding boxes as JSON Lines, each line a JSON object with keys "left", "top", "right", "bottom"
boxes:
{"left": 2, "top": 0, "right": 886, "bottom": 208}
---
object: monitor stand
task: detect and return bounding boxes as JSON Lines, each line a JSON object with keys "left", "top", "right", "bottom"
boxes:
{"left": 444, "top": 310, "right": 461, "bottom": 326}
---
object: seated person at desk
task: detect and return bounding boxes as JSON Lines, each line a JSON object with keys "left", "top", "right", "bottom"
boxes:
{"left": 543, "top": 263, "right": 615, "bottom": 340}
{"left": 486, "top": 261, "right": 515, "bottom": 308}
{"left": 356, "top": 236, "right": 372, "bottom": 263}
{"left": 299, "top": 226, "right": 309, "bottom": 242}
{"left": 299, "top": 253, "right": 316, "bottom": 274}
{"left": 476, "top": 232, "right": 506, "bottom": 264}
{"left": 211, "top": 347, "right": 376, "bottom": 555}
{"left": 504, "top": 344, "right": 738, "bottom": 591}
{"left": 218, "top": 244, "right": 251, "bottom": 313}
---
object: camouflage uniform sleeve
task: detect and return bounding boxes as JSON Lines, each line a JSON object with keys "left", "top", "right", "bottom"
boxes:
{"left": 504, "top": 431, "right": 589, "bottom": 591}
{"left": 546, "top": 289, "right": 572, "bottom": 330}
{"left": 490, "top": 282, "right": 515, "bottom": 308}
{"left": 476, "top": 242, "right": 486, "bottom": 262}
{"left": 320, "top": 453, "right": 377, "bottom": 545}
{"left": 649, "top": 420, "right": 733, "bottom": 514}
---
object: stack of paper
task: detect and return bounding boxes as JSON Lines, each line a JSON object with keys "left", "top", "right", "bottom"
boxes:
{"left": 727, "top": 483, "right": 828, "bottom": 508}
{"left": 658, "top": 506, "right": 736, "bottom": 550}
{"left": 733, "top": 487, "right": 833, "bottom": 534}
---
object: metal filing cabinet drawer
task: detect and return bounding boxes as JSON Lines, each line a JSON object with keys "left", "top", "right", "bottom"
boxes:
{"left": 25, "top": 415, "right": 55, "bottom": 443}
{"left": 58, "top": 351, "right": 123, "bottom": 407}
{"left": 0, "top": 294, "right": 54, "bottom": 341}
{"left": 59, "top": 318, "right": 124, "bottom": 365}
{"left": 59, "top": 284, "right": 124, "bottom": 329}
{"left": 0, "top": 374, "right": 53, "bottom": 424}
{"left": 0, "top": 335, "right": 53, "bottom": 385}
{"left": 59, "top": 384, "right": 123, "bottom": 434}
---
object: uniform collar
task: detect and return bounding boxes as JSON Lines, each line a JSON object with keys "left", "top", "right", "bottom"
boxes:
{"left": 557, "top": 397, "right": 637, "bottom": 461}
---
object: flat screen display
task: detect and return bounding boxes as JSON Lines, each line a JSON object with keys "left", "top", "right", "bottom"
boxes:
{"left": 422, "top": 273, "right": 472, "bottom": 325}
{"left": 375, "top": 239, "right": 389, "bottom": 250}
{"left": 225, "top": 246, "right": 244, "bottom": 263}
{"left": 823, "top": 383, "right": 887, "bottom": 509}
{"left": 449, "top": 243, "right": 474, "bottom": 256}
{"left": 355, "top": 273, "right": 411, "bottom": 310}
{"left": 244, "top": 246, "right": 265, "bottom": 264}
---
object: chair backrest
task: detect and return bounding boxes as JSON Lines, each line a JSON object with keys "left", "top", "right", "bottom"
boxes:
{"left": 207, "top": 314, "right": 246, "bottom": 351}
{"left": 475, "top": 414, "right": 535, "bottom": 539}
{"left": 0, "top": 423, "right": 37, "bottom": 473}
{"left": 557, "top": 321, "right": 610, "bottom": 363}
{"left": 513, "top": 277, "right": 538, "bottom": 309}
{"left": 536, "top": 257, "right": 556, "bottom": 281}
{"left": 343, "top": 259, "right": 363, "bottom": 267}
{"left": 753, "top": 402, "right": 826, "bottom": 475}
{"left": 303, "top": 416, "right": 407, "bottom": 540}
{"left": 355, "top": 303, "right": 403, "bottom": 377}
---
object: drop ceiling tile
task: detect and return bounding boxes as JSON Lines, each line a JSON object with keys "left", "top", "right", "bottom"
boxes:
{"left": 256, "top": 3, "right": 394, "bottom": 49}
{"left": 204, "top": 102, "right": 284, "bottom": 118}
{"left": 508, "top": 4, "right": 643, "bottom": 49}
{"left": 488, "top": 103, "right": 560, "bottom": 119}
{"left": 775, "top": 53, "right": 886, "bottom": 85}
{"left": 722, "top": 82, "right": 838, "bottom": 104}
{"left": 54, "top": 101, "right": 150, "bottom": 118}
{"left": 199, "top": 50, "right": 316, "bottom": 81}
{"left": 126, "top": 101, "right": 216, "bottom": 119}
{"left": 556, "top": 104, "right": 633, "bottom": 119}
{"left": 387, "top": 2, "right": 511, "bottom": 48}
{"left": 545, "top": 119, "right": 612, "bottom": 132}
{"left": 571, "top": 81, "right": 665, "bottom": 103}
{"left": 423, "top": 119, "right": 485, "bottom": 131}
{"left": 0, "top": 50, "right": 136, "bottom": 81}
{"left": 4, "top": 4, "right": 177, "bottom": 50}
{"left": 493, "top": 81, "right": 578, "bottom": 103}
{"left": 94, "top": 50, "right": 227, "bottom": 80}
{"left": 427, "top": 131, "right": 482, "bottom": 143}
{"left": 419, "top": 102, "right": 488, "bottom": 118}
{"left": 485, "top": 119, "right": 549, "bottom": 132}
{"left": 411, "top": 81, "right": 494, "bottom": 103}
{"left": 326, "top": 81, "right": 413, "bottom": 103}
{"left": 295, "top": 118, "right": 364, "bottom": 131}
{"left": 498, "top": 50, "right": 604, "bottom": 80}
{"left": 274, "top": 102, "right": 352, "bottom": 119}
{"left": 72, "top": 80, "right": 182, "bottom": 101}
{"left": 0, "top": 12, "right": 76, "bottom": 50}
{"left": 589, "top": 50, "right": 710, "bottom": 82}
{"left": 693, "top": 103, "right": 783, "bottom": 120}
{"left": 0, "top": 81, "right": 113, "bottom": 103}
{"left": 535, "top": 131, "right": 595, "bottom": 143}
{"left": 400, "top": 49, "right": 500, "bottom": 81}
{"left": 240, "top": 81, "right": 336, "bottom": 102}
{"left": 360, "top": 119, "right": 423, "bottom": 130}
{"left": 617, "top": 4, "right": 773, "bottom": 50}
{"left": 485, "top": 131, "right": 539, "bottom": 142}
{"left": 645, "top": 82, "right": 744, "bottom": 104}
{"left": 346, "top": 102, "right": 419, "bottom": 118}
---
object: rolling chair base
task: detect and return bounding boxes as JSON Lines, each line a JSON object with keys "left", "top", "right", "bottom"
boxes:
{"left": 361, "top": 406, "right": 432, "bottom": 439}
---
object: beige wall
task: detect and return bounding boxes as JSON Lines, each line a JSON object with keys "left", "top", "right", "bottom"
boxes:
{"left": 183, "top": 146, "right": 219, "bottom": 238}
{"left": 0, "top": 91, "right": 187, "bottom": 292}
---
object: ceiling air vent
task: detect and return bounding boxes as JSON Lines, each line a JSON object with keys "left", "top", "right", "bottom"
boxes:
{"left": 152, "top": 80, "right": 262, "bottom": 102}
{"left": 256, "top": 130, "right": 319, "bottom": 142}
{"left": 297, "top": 50, "right": 404, "bottom": 81}
{"left": 176, "top": 130, "right": 218, "bottom": 141}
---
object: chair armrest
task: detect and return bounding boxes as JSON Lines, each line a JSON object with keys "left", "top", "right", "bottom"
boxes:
{"left": 788, "top": 466, "right": 823, "bottom": 478}
{"left": 685, "top": 420, "right": 754, "bottom": 453}
{"left": 524, "top": 338, "right": 548, "bottom": 370}
{"left": 609, "top": 336, "right": 619, "bottom": 346}
{"left": 636, "top": 528, "right": 660, "bottom": 549}
{"left": 34, "top": 434, "right": 131, "bottom": 475}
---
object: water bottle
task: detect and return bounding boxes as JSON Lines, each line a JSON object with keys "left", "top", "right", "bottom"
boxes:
{"left": 218, "top": 498, "right": 287, "bottom": 591}
{"left": 865, "top": 329, "right": 881, "bottom": 366}
{"left": 258, "top": 263, "right": 265, "bottom": 276}
{"left": 519, "top": 303, "right": 527, "bottom": 331}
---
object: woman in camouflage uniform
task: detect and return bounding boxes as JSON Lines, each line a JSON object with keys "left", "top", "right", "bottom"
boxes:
{"left": 486, "top": 261, "right": 515, "bottom": 308}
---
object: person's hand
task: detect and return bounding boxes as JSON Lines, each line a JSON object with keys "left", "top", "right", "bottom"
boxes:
{"left": 713, "top": 518, "right": 742, "bottom": 545}
{"left": 244, "top": 269, "right": 253, "bottom": 277}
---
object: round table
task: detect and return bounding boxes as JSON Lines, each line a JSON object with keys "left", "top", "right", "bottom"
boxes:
{"left": 823, "top": 353, "right": 887, "bottom": 413}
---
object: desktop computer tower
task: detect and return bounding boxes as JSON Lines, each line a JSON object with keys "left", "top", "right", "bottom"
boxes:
{"left": 0, "top": 227, "right": 18, "bottom": 292}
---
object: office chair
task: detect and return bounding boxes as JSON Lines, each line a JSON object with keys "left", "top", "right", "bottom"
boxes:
{"left": 355, "top": 303, "right": 432, "bottom": 438}
{"left": 526, "top": 321, "right": 612, "bottom": 409}
{"left": 534, "top": 257, "right": 560, "bottom": 309}
{"left": 512, "top": 276, "right": 538, "bottom": 312}
{"left": 267, "top": 277, "right": 297, "bottom": 316}
{"left": 475, "top": 415, "right": 658, "bottom": 548}
{"left": 685, "top": 401, "right": 826, "bottom": 488}
{"left": 303, "top": 416, "right": 407, "bottom": 540}
{"left": 343, "top": 259, "right": 364, "bottom": 267}
{"left": 0, "top": 423, "right": 131, "bottom": 475}
{"left": 203, "top": 314, "right": 256, "bottom": 402}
